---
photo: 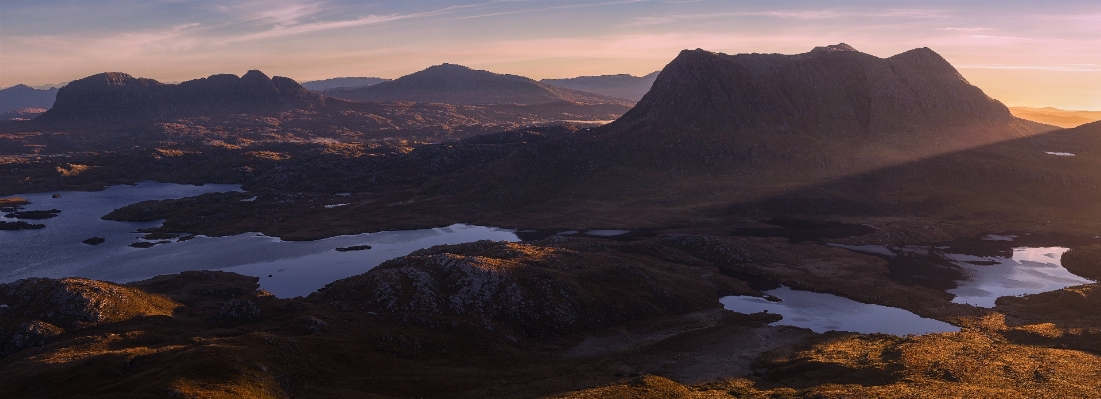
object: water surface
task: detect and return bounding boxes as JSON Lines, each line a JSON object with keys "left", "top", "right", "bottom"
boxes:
{"left": 1, "top": 183, "right": 519, "bottom": 297}
{"left": 721, "top": 286, "right": 959, "bottom": 335}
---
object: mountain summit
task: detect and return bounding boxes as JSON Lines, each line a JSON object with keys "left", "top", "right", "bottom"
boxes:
{"left": 322, "top": 64, "right": 631, "bottom": 106}
{"left": 612, "top": 44, "right": 1025, "bottom": 146}
{"left": 39, "top": 70, "right": 324, "bottom": 123}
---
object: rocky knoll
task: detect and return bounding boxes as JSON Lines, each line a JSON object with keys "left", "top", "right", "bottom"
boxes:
{"left": 323, "top": 63, "right": 633, "bottom": 106}
{"left": 310, "top": 240, "right": 753, "bottom": 339}
{"left": 0, "top": 277, "right": 179, "bottom": 357}
{"left": 37, "top": 70, "right": 326, "bottom": 123}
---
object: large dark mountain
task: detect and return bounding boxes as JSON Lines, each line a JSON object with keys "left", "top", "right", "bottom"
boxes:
{"left": 541, "top": 71, "right": 659, "bottom": 102}
{"left": 38, "top": 70, "right": 326, "bottom": 123}
{"left": 437, "top": 44, "right": 1056, "bottom": 223}
{"left": 0, "top": 85, "right": 58, "bottom": 114}
{"left": 321, "top": 63, "right": 632, "bottom": 106}
{"left": 300, "top": 77, "right": 390, "bottom": 91}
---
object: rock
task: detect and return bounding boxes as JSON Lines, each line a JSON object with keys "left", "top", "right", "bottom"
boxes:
{"left": 216, "top": 299, "right": 261, "bottom": 321}
{"left": 0, "top": 221, "right": 45, "bottom": 230}
{"left": 82, "top": 237, "right": 106, "bottom": 245}
{"left": 335, "top": 245, "right": 372, "bottom": 252}
{"left": 128, "top": 242, "right": 158, "bottom": 249}
{"left": 4, "top": 209, "right": 61, "bottom": 220}
{"left": 51, "top": 194, "right": 62, "bottom": 199}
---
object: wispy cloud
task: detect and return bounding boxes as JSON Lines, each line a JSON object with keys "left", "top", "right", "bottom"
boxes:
{"left": 623, "top": 8, "right": 945, "bottom": 26}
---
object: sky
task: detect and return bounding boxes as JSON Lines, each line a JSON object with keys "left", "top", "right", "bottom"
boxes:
{"left": 1, "top": 0, "right": 1099, "bottom": 110}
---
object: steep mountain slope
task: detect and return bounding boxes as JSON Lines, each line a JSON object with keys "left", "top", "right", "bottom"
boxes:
{"left": 541, "top": 71, "right": 659, "bottom": 102}
{"left": 0, "top": 85, "right": 58, "bottom": 114}
{"left": 38, "top": 70, "right": 326, "bottom": 123}
{"left": 300, "top": 76, "right": 390, "bottom": 91}
{"left": 322, "top": 63, "right": 633, "bottom": 106}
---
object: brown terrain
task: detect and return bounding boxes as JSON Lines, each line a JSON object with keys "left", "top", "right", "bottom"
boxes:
{"left": 2, "top": 44, "right": 1101, "bottom": 398}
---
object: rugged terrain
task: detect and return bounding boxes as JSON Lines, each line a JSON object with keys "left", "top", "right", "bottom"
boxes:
{"left": 2, "top": 237, "right": 1100, "bottom": 398}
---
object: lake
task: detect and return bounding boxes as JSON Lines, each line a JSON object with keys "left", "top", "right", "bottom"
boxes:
{"left": 721, "top": 286, "right": 959, "bottom": 335}
{"left": 0, "top": 182, "right": 519, "bottom": 297}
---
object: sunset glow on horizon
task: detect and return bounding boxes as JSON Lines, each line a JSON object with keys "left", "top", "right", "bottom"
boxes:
{"left": 2, "top": 0, "right": 1098, "bottom": 110}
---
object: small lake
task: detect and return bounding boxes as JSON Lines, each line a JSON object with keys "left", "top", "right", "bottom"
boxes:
{"left": 721, "top": 286, "right": 959, "bottom": 335}
{"left": 0, "top": 182, "right": 519, "bottom": 297}
{"left": 832, "top": 238, "right": 1097, "bottom": 308}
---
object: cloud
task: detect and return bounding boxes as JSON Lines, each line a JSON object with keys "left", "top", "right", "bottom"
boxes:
{"left": 623, "top": 8, "right": 946, "bottom": 26}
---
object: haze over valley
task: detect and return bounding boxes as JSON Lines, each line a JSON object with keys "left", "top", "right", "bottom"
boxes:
{"left": 1, "top": 1, "right": 1100, "bottom": 398}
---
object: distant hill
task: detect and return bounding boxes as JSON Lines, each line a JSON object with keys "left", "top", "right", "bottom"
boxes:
{"left": 321, "top": 63, "right": 633, "bottom": 106}
{"left": 0, "top": 85, "right": 58, "bottom": 114}
{"left": 1009, "top": 107, "right": 1101, "bottom": 128}
{"left": 541, "top": 72, "right": 659, "bottom": 102}
{"left": 300, "top": 77, "right": 390, "bottom": 91}
{"left": 38, "top": 70, "right": 326, "bottom": 123}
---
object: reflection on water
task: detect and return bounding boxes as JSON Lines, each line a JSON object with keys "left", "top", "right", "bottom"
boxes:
{"left": 832, "top": 239, "right": 1097, "bottom": 308}
{"left": 945, "top": 247, "right": 1092, "bottom": 307}
{"left": 1, "top": 183, "right": 519, "bottom": 298}
{"left": 721, "top": 286, "right": 958, "bottom": 335}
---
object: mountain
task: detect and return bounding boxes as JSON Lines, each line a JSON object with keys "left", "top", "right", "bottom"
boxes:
{"left": 321, "top": 63, "right": 633, "bottom": 106}
{"left": 38, "top": 70, "right": 326, "bottom": 123}
{"left": 300, "top": 77, "right": 390, "bottom": 91}
{"left": 0, "top": 85, "right": 58, "bottom": 114}
{"left": 427, "top": 44, "right": 1053, "bottom": 224}
{"left": 541, "top": 71, "right": 659, "bottom": 102}
{"left": 1010, "top": 106, "right": 1101, "bottom": 128}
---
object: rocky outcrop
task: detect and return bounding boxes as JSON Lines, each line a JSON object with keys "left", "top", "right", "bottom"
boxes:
{"left": 0, "top": 277, "right": 179, "bottom": 357}
{"left": 323, "top": 63, "right": 632, "bottom": 106}
{"left": 310, "top": 240, "right": 752, "bottom": 339}
{"left": 38, "top": 70, "right": 327, "bottom": 123}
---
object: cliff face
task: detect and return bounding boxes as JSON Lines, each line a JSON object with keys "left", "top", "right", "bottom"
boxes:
{"left": 323, "top": 63, "right": 632, "bottom": 106}
{"left": 38, "top": 70, "right": 325, "bottom": 123}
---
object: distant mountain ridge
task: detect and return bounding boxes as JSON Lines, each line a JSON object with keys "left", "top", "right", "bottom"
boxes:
{"left": 39, "top": 70, "right": 326, "bottom": 123}
{"left": 1009, "top": 107, "right": 1101, "bottom": 128}
{"left": 541, "top": 72, "right": 659, "bottom": 102}
{"left": 301, "top": 77, "right": 390, "bottom": 91}
{"left": 0, "top": 85, "right": 58, "bottom": 114}
{"left": 322, "top": 63, "right": 632, "bottom": 106}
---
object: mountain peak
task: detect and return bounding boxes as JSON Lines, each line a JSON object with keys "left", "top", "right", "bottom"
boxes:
{"left": 614, "top": 45, "right": 1015, "bottom": 139}
{"left": 811, "top": 43, "right": 859, "bottom": 52}
{"left": 39, "top": 70, "right": 323, "bottom": 123}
